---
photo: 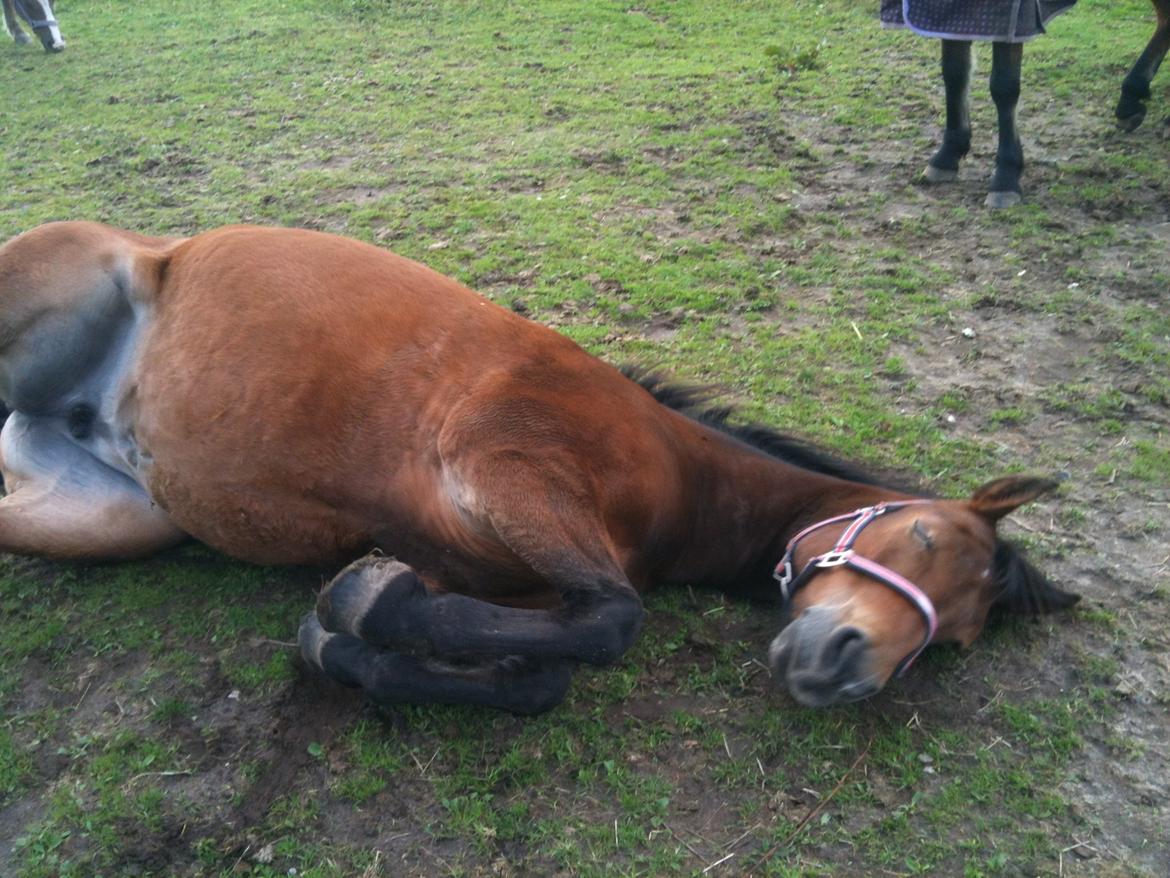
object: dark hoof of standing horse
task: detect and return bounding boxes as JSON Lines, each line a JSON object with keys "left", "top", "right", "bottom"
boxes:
{"left": 923, "top": 164, "right": 960, "bottom": 183}
{"left": 984, "top": 190, "right": 1022, "bottom": 209}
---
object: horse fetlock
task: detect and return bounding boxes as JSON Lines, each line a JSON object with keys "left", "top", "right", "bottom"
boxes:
{"left": 317, "top": 555, "right": 431, "bottom": 650}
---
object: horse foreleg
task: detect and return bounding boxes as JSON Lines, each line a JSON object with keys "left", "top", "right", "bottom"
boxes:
{"left": 313, "top": 554, "right": 645, "bottom": 668}
{"left": 0, "top": 415, "right": 185, "bottom": 559}
{"left": 986, "top": 41, "right": 1025, "bottom": 209}
{"left": 1117, "top": 4, "right": 1170, "bottom": 131}
{"left": 299, "top": 613, "right": 571, "bottom": 715}
{"left": 925, "top": 40, "right": 973, "bottom": 182}
{"left": 1, "top": 0, "right": 32, "bottom": 44}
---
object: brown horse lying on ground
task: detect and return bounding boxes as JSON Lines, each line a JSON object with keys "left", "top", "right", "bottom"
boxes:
{"left": 0, "top": 222, "right": 1078, "bottom": 713}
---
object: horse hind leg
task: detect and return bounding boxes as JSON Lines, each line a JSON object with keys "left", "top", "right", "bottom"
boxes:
{"left": 1116, "top": 4, "right": 1170, "bottom": 131}
{"left": 925, "top": 40, "right": 973, "bottom": 183}
{"left": 0, "top": 414, "right": 185, "bottom": 559}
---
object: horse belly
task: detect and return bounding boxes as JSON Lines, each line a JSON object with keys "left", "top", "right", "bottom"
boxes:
{"left": 131, "top": 298, "right": 414, "bottom": 565}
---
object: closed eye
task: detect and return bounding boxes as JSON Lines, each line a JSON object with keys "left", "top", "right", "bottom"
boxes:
{"left": 911, "top": 519, "right": 935, "bottom": 550}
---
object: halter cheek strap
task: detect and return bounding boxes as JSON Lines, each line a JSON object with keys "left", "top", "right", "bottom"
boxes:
{"left": 774, "top": 501, "right": 939, "bottom": 677}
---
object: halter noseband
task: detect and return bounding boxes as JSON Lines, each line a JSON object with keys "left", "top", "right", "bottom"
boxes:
{"left": 774, "top": 501, "right": 939, "bottom": 676}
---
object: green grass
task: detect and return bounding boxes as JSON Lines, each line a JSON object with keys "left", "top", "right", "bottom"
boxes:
{"left": 2, "top": 0, "right": 1169, "bottom": 875}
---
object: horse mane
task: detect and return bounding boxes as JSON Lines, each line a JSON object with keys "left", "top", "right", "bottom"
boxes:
{"left": 620, "top": 365, "right": 1077, "bottom": 615}
{"left": 991, "top": 541, "right": 1079, "bottom": 614}
{"left": 620, "top": 365, "right": 910, "bottom": 490}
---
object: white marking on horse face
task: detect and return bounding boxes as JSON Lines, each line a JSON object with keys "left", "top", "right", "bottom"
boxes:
{"left": 29, "top": 0, "right": 63, "bottom": 48}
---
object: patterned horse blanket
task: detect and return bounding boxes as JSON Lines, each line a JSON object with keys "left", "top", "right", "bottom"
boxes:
{"left": 880, "top": 0, "right": 1076, "bottom": 42}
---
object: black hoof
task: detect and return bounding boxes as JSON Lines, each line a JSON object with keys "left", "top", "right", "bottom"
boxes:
{"left": 984, "top": 190, "right": 1021, "bottom": 209}
{"left": 317, "top": 555, "right": 428, "bottom": 648}
{"left": 299, "top": 613, "right": 363, "bottom": 688}
{"left": 923, "top": 164, "right": 959, "bottom": 183}
{"left": 1116, "top": 110, "right": 1146, "bottom": 133}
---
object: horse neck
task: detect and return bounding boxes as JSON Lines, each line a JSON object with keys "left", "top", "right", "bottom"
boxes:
{"left": 655, "top": 418, "right": 908, "bottom": 593}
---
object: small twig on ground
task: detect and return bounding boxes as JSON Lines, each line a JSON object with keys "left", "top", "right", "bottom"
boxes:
{"left": 230, "top": 844, "right": 251, "bottom": 873}
{"left": 249, "top": 637, "right": 298, "bottom": 648}
{"left": 726, "top": 822, "right": 764, "bottom": 851}
{"left": 359, "top": 849, "right": 383, "bottom": 878}
{"left": 125, "top": 769, "right": 194, "bottom": 786}
{"left": 73, "top": 680, "right": 93, "bottom": 710}
{"left": 702, "top": 851, "right": 735, "bottom": 874}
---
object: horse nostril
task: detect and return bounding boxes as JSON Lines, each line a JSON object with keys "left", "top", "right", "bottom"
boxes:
{"left": 822, "top": 625, "right": 867, "bottom": 671}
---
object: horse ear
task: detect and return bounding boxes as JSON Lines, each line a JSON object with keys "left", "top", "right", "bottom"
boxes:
{"left": 968, "top": 475, "right": 1059, "bottom": 522}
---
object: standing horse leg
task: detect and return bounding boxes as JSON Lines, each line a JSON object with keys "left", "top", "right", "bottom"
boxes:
{"left": 2, "top": 0, "right": 32, "bottom": 44}
{"left": 924, "top": 40, "right": 973, "bottom": 182}
{"left": 986, "top": 41, "right": 1025, "bottom": 209}
{"left": 1116, "top": 4, "right": 1170, "bottom": 131}
{"left": 0, "top": 415, "right": 187, "bottom": 559}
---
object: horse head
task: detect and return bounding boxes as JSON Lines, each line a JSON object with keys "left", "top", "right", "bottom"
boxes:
{"left": 15, "top": 0, "right": 65, "bottom": 52}
{"left": 768, "top": 475, "right": 1079, "bottom": 707}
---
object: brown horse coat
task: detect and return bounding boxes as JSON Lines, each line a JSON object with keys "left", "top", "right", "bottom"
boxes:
{"left": 0, "top": 222, "right": 1077, "bottom": 712}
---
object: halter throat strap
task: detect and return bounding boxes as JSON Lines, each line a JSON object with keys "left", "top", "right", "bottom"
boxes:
{"left": 774, "top": 501, "right": 939, "bottom": 676}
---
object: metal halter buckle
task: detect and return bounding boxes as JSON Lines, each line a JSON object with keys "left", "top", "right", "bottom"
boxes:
{"left": 814, "top": 549, "right": 854, "bottom": 568}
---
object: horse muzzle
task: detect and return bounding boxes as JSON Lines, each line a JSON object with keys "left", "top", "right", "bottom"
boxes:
{"left": 768, "top": 605, "right": 881, "bottom": 707}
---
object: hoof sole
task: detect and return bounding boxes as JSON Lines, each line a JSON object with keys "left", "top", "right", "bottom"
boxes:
{"left": 317, "top": 555, "right": 420, "bottom": 638}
